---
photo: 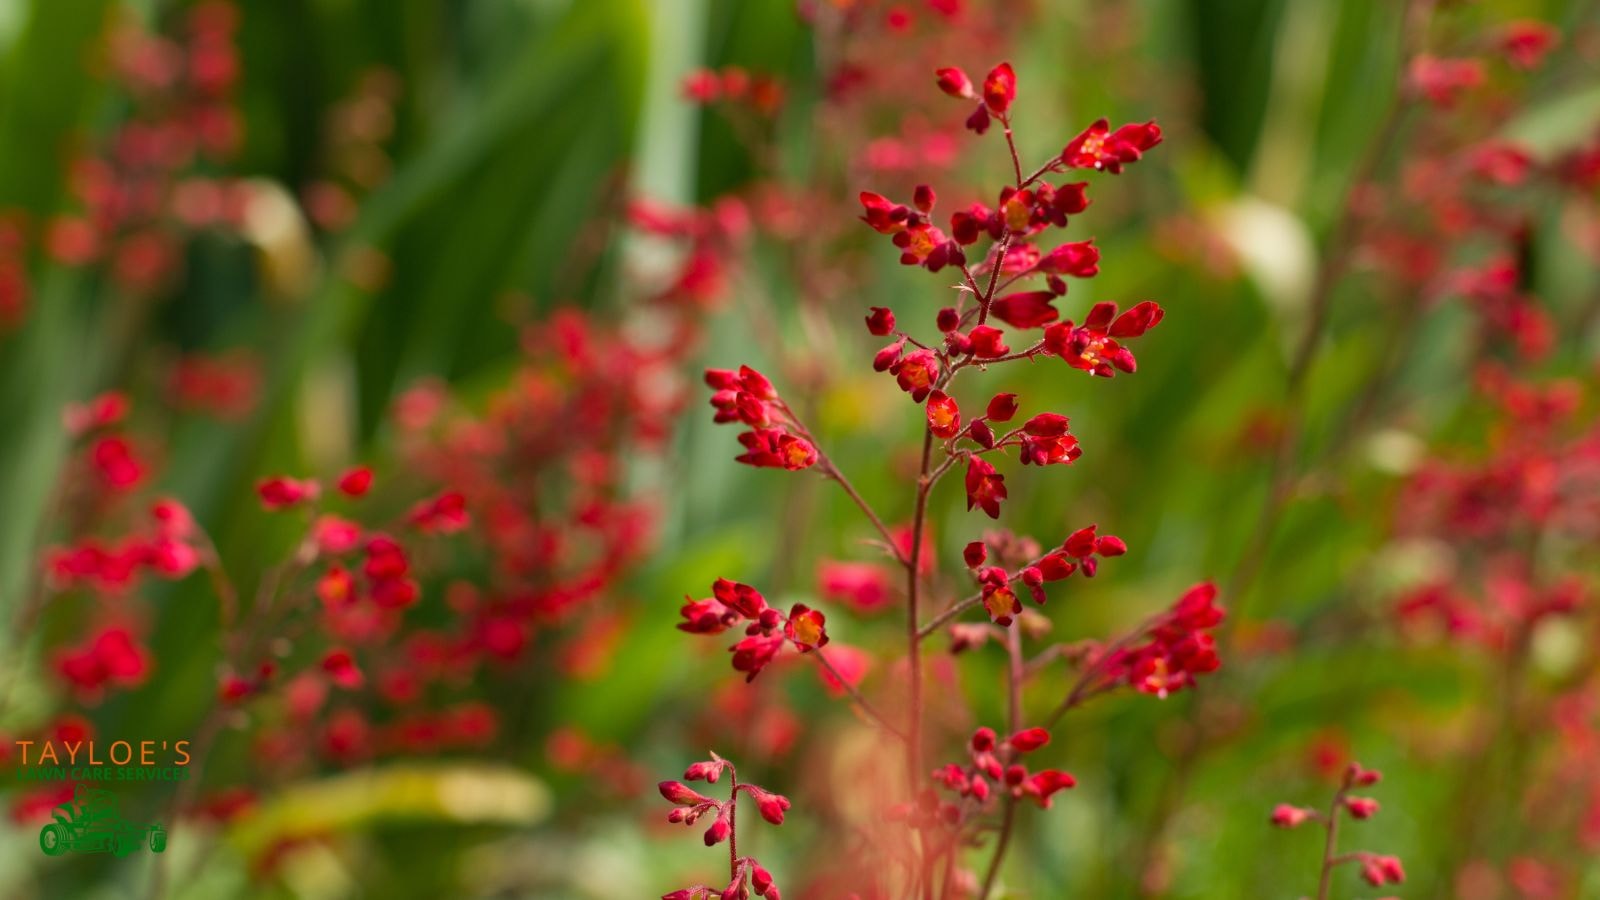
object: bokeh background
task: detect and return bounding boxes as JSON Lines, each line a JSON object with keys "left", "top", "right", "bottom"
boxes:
{"left": 1, "top": 0, "right": 1599, "bottom": 897}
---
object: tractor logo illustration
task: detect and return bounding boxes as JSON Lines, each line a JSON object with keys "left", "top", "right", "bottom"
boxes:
{"left": 38, "top": 785, "right": 167, "bottom": 857}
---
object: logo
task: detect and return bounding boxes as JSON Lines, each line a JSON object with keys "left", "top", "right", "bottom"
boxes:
{"left": 37, "top": 784, "right": 167, "bottom": 857}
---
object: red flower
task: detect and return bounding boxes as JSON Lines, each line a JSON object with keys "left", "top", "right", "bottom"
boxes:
{"left": 1023, "top": 769, "right": 1076, "bottom": 808}
{"left": 730, "top": 634, "right": 785, "bottom": 682}
{"left": 865, "top": 306, "right": 896, "bottom": 335}
{"left": 258, "top": 475, "right": 319, "bottom": 509}
{"left": 926, "top": 390, "right": 962, "bottom": 438}
{"left": 1035, "top": 240, "right": 1100, "bottom": 278}
{"left": 1361, "top": 855, "right": 1405, "bottom": 887}
{"left": 1043, "top": 300, "right": 1164, "bottom": 377}
{"left": 712, "top": 578, "right": 767, "bottom": 618}
{"left": 1408, "top": 55, "right": 1485, "bottom": 107}
{"left": 891, "top": 349, "right": 940, "bottom": 401}
{"left": 1059, "top": 119, "right": 1163, "bottom": 173}
{"left": 1270, "top": 804, "right": 1314, "bottom": 828}
{"left": 983, "top": 393, "right": 1018, "bottom": 423}
{"left": 321, "top": 648, "right": 364, "bottom": 689}
{"left": 968, "top": 325, "right": 1010, "bottom": 358}
{"left": 964, "top": 456, "right": 1007, "bottom": 519}
{"left": 336, "top": 465, "right": 373, "bottom": 497}
{"left": 935, "top": 66, "right": 974, "bottom": 99}
{"left": 745, "top": 784, "right": 792, "bottom": 825}
{"left": 989, "top": 291, "right": 1058, "bottom": 328}
{"left": 818, "top": 561, "right": 893, "bottom": 612}
{"left": 408, "top": 490, "right": 469, "bottom": 533}
{"left": 981, "top": 62, "right": 1016, "bottom": 114}
{"left": 784, "top": 603, "right": 829, "bottom": 650}
{"left": 1343, "top": 796, "right": 1379, "bottom": 819}
{"left": 1008, "top": 727, "right": 1050, "bottom": 752}
{"left": 90, "top": 435, "right": 146, "bottom": 491}
{"left": 978, "top": 567, "right": 1020, "bottom": 625}
{"left": 55, "top": 627, "right": 150, "bottom": 694}
{"left": 1500, "top": 20, "right": 1558, "bottom": 70}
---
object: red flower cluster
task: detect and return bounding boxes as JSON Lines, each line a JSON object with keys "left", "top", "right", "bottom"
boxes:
{"left": 54, "top": 627, "right": 151, "bottom": 696}
{"left": 1098, "top": 583, "right": 1224, "bottom": 698}
{"left": 660, "top": 753, "right": 788, "bottom": 900}
{"left": 679, "top": 580, "right": 829, "bottom": 682}
{"left": 45, "top": 499, "right": 203, "bottom": 594}
{"left": 1272, "top": 762, "right": 1403, "bottom": 890}
{"left": 929, "top": 726, "right": 1076, "bottom": 813}
{"left": 705, "top": 366, "right": 819, "bottom": 471}
{"left": 682, "top": 66, "right": 784, "bottom": 116}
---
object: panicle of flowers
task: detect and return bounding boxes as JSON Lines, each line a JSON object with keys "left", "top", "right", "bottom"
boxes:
{"left": 703, "top": 366, "right": 818, "bottom": 471}
{"left": 671, "top": 56, "right": 1219, "bottom": 897}
{"left": 1271, "top": 762, "right": 1404, "bottom": 894}
{"left": 679, "top": 580, "right": 828, "bottom": 682}
{"left": 659, "top": 753, "right": 788, "bottom": 900}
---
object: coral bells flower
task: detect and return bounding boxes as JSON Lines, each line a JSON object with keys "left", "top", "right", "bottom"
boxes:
{"left": 1102, "top": 582, "right": 1225, "bottom": 698}
{"left": 257, "top": 475, "right": 319, "bottom": 509}
{"left": 336, "top": 465, "right": 373, "bottom": 497}
{"left": 1408, "top": 55, "right": 1486, "bottom": 107}
{"left": 1500, "top": 20, "right": 1558, "bottom": 70}
{"left": 659, "top": 755, "right": 787, "bottom": 900}
{"left": 865, "top": 306, "right": 896, "bottom": 336}
{"left": 55, "top": 627, "right": 150, "bottom": 695}
{"left": 935, "top": 66, "right": 973, "bottom": 99}
{"left": 989, "top": 291, "right": 1060, "bottom": 328}
{"left": 926, "top": 390, "right": 962, "bottom": 438}
{"left": 1343, "top": 796, "right": 1379, "bottom": 819}
{"left": 978, "top": 567, "right": 1020, "bottom": 625}
{"left": 981, "top": 62, "right": 1016, "bottom": 115}
{"left": 1043, "top": 300, "right": 1165, "bottom": 377}
{"left": 407, "top": 490, "right": 468, "bottom": 533}
{"left": 964, "top": 456, "right": 1007, "bottom": 519}
{"left": 783, "top": 604, "right": 829, "bottom": 650}
{"left": 1361, "top": 855, "right": 1405, "bottom": 887}
{"left": 1059, "top": 119, "right": 1163, "bottom": 173}
{"left": 705, "top": 366, "right": 817, "bottom": 471}
{"left": 1271, "top": 804, "right": 1315, "bottom": 828}
{"left": 891, "top": 349, "right": 940, "bottom": 401}
{"left": 680, "top": 580, "right": 828, "bottom": 681}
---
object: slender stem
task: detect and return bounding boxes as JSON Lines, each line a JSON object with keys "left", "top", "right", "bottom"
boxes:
{"left": 818, "top": 456, "right": 910, "bottom": 568}
{"left": 728, "top": 767, "right": 740, "bottom": 881}
{"left": 811, "top": 646, "right": 907, "bottom": 740}
{"left": 978, "top": 623, "right": 1027, "bottom": 900}
{"left": 1315, "top": 786, "right": 1348, "bottom": 900}
{"left": 908, "top": 426, "right": 935, "bottom": 900}
{"left": 1001, "top": 115, "right": 1024, "bottom": 186}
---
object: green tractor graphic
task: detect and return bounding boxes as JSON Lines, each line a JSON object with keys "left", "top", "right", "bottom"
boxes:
{"left": 38, "top": 785, "right": 167, "bottom": 857}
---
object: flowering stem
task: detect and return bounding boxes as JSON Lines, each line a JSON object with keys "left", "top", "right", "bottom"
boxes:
{"left": 1001, "top": 115, "right": 1024, "bottom": 186}
{"left": 728, "top": 766, "right": 740, "bottom": 881}
{"left": 818, "top": 455, "right": 911, "bottom": 568}
{"left": 1315, "top": 785, "right": 1349, "bottom": 900}
{"left": 977, "top": 621, "right": 1026, "bottom": 900}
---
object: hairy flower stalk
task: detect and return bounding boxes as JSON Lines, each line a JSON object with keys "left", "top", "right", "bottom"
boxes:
{"left": 678, "top": 61, "right": 1223, "bottom": 896}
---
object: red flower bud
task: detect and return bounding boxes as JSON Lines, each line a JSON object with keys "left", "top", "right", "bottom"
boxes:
{"left": 1270, "top": 804, "right": 1313, "bottom": 828}
{"left": 336, "top": 466, "right": 373, "bottom": 497}
{"left": 967, "top": 419, "right": 996, "bottom": 449}
{"left": 865, "top": 306, "right": 896, "bottom": 336}
{"left": 935, "top": 66, "right": 973, "bottom": 99}
{"left": 660, "top": 781, "right": 713, "bottom": 806}
{"left": 963, "top": 541, "right": 987, "bottom": 568}
{"left": 971, "top": 726, "right": 997, "bottom": 752}
{"left": 986, "top": 393, "right": 1018, "bottom": 421}
{"left": 936, "top": 307, "right": 960, "bottom": 332}
{"left": 968, "top": 325, "right": 1009, "bottom": 358}
{"left": 1008, "top": 727, "right": 1050, "bottom": 752}
{"left": 913, "top": 184, "right": 936, "bottom": 213}
{"left": 1344, "top": 796, "right": 1379, "bottom": 819}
